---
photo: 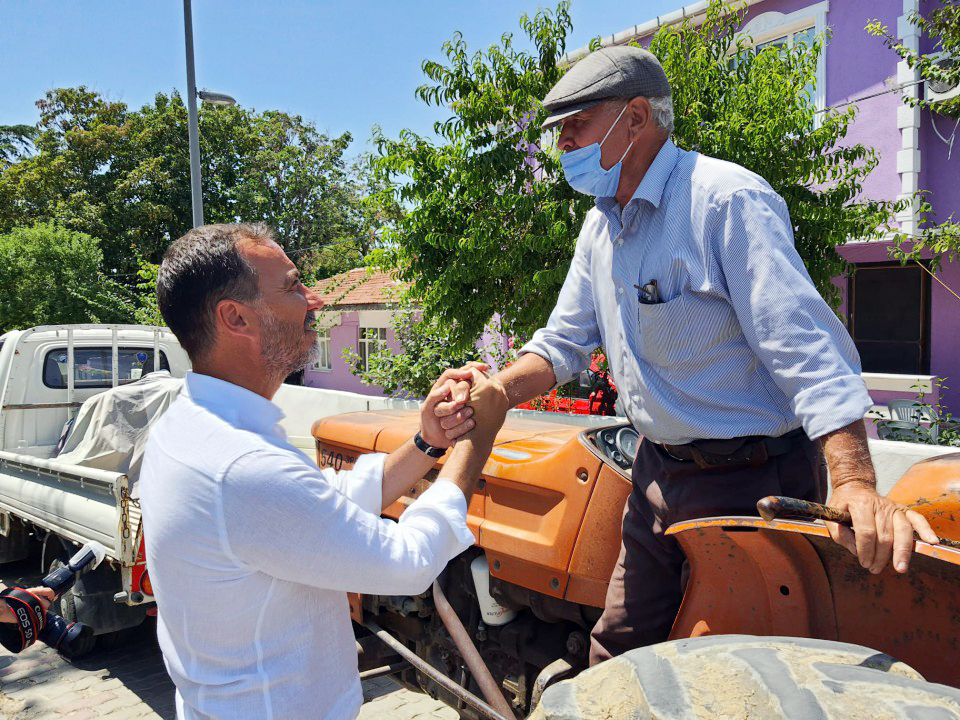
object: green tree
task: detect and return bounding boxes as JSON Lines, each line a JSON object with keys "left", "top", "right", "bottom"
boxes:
{"left": 0, "top": 124, "right": 35, "bottom": 168}
{"left": 868, "top": 2, "right": 959, "bottom": 118}
{"left": 369, "top": 2, "right": 588, "bottom": 354}
{"left": 364, "top": 0, "right": 895, "bottom": 394}
{"left": 868, "top": 3, "right": 960, "bottom": 268}
{"left": 0, "top": 223, "right": 133, "bottom": 332}
{"left": 0, "top": 88, "right": 377, "bottom": 283}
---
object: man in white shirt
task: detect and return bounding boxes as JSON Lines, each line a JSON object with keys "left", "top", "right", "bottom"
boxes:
{"left": 140, "top": 222, "right": 507, "bottom": 720}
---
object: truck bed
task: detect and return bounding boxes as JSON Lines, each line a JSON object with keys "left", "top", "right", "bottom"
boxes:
{"left": 0, "top": 449, "right": 133, "bottom": 562}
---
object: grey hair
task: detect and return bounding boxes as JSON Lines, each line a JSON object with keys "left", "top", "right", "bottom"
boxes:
{"left": 604, "top": 95, "right": 674, "bottom": 134}
{"left": 647, "top": 95, "right": 674, "bottom": 134}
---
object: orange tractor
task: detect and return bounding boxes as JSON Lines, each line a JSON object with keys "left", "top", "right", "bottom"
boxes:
{"left": 312, "top": 411, "right": 960, "bottom": 719}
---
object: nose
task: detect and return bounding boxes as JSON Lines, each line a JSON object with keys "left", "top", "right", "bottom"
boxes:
{"left": 557, "top": 126, "right": 577, "bottom": 153}
{"left": 305, "top": 286, "right": 325, "bottom": 311}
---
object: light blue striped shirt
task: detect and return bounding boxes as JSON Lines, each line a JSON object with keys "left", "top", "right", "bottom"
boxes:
{"left": 520, "top": 138, "right": 871, "bottom": 445}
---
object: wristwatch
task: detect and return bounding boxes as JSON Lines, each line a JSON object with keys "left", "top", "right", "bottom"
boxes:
{"left": 413, "top": 431, "right": 447, "bottom": 458}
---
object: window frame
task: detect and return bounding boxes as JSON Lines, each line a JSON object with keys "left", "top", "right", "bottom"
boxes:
{"left": 311, "top": 327, "right": 333, "bottom": 372}
{"left": 737, "top": 1, "right": 829, "bottom": 114}
{"left": 42, "top": 346, "right": 171, "bottom": 389}
{"left": 357, "top": 327, "right": 388, "bottom": 373}
{"left": 847, "top": 261, "right": 931, "bottom": 375}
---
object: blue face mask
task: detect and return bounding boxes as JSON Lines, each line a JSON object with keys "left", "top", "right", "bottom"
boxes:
{"left": 560, "top": 104, "right": 634, "bottom": 198}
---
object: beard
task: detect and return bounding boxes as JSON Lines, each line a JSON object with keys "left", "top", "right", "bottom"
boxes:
{"left": 259, "top": 307, "right": 321, "bottom": 382}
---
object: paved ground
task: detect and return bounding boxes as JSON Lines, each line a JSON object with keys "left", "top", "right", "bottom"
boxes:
{"left": 0, "top": 560, "right": 456, "bottom": 720}
{"left": 0, "top": 626, "right": 457, "bottom": 719}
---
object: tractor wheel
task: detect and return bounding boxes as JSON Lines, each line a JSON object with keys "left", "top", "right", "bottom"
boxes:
{"left": 529, "top": 635, "right": 960, "bottom": 720}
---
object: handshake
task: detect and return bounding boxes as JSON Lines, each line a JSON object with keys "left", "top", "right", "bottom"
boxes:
{"left": 419, "top": 363, "right": 510, "bottom": 454}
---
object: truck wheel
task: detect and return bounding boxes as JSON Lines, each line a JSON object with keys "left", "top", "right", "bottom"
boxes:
{"left": 529, "top": 635, "right": 960, "bottom": 719}
{"left": 47, "top": 557, "right": 97, "bottom": 658}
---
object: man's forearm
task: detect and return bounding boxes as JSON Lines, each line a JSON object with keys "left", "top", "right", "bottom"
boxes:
{"left": 495, "top": 353, "right": 557, "bottom": 408}
{"left": 820, "top": 419, "right": 877, "bottom": 491}
{"left": 381, "top": 439, "right": 442, "bottom": 509}
{"left": 437, "top": 436, "right": 496, "bottom": 504}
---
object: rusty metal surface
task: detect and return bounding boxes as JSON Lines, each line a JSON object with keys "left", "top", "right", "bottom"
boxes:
{"left": 668, "top": 520, "right": 960, "bottom": 686}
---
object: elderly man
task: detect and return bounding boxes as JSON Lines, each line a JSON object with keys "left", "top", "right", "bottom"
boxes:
{"left": 439, "top": 46, "right": 938, "bottom": 665}
{"left": 140, "top": 223, "right": 508, "bottom": 719}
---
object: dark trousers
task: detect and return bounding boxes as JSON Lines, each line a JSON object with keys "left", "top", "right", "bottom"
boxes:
{"left": 588, "top": 431, "right": 827, "bottom": 666}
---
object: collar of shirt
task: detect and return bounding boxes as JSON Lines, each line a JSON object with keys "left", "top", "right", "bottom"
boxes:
{"left": 182, "top": 371, "right": 286, "bottom": 440}
{"left": 595, "top": 138, "right": 681, "bottom": 230}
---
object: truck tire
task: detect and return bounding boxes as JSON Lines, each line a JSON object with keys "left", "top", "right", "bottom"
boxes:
{"left": 47, "top": 557, "right": 97, "bottom": 658}
{"left": 529, "top": 635, "right": 960, "bottom": 720}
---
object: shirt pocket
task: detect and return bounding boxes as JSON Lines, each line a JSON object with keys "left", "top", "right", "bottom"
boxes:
{"left": 637, "top": 294, "right": 695, "bottom": 367}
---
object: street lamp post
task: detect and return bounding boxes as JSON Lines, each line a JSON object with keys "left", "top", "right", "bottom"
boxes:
{"left": 183, "top": 0, "right": 236, "bottom": 228}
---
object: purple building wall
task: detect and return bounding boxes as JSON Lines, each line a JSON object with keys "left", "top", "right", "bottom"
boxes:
{"left": 303, "top": 310, "right": 401, "bottom": 397}
{"left": 739, "top": 0, "right": 960, "bottom": 412}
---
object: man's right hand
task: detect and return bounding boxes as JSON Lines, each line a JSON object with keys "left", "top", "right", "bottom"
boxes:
{"left": 463, "top": 367, "right": 509, "bottom": 445}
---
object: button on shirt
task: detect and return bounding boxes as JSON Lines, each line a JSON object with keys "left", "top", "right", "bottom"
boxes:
{"left": 139, "top": 372, "right": 474, "bottom": 720}
{"left": 521, "top": 139, "right": 871, "bottom": 445}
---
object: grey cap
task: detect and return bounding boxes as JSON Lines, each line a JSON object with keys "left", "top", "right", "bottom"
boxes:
{"left": 542, "top": 46, "right": 671, "bottom": 129}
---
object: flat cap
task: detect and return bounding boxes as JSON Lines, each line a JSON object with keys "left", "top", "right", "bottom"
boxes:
{"left": 542, "top": 46, "right": 671, "bottom": 129}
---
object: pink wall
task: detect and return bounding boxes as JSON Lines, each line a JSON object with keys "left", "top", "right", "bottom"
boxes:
{"left": 303, "top": 311, "right": 402, "bottom": 397}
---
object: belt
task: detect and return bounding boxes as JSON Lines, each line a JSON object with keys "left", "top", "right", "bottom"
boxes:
{"left": 658, "top": 428, "right": 805, "bottom": 469}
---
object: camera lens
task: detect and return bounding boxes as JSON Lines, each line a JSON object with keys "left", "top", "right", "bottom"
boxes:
{"left": 38, "top": 612, "right": 93, "bottom": 658}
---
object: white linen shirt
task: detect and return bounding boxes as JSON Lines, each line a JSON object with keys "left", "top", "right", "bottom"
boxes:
{"left": 139, "top": 372, "right": 474, "bottom": 720}
{"left": 521, "top": 139, "right": 872, "bottom": 444}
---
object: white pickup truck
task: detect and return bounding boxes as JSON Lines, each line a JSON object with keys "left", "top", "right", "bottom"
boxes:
{"left": 0, "top": 325, "right": 191, "bottom": 648}
{"left": 0, "top": 323, "right": 429, "bottom": 652}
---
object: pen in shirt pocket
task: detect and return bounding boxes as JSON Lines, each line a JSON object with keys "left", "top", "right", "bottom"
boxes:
{"left": 635, "top": 279, "right": 661, "bottom": 304}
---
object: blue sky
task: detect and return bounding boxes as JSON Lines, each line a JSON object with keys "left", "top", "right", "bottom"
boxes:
{"left": 1, "top": 1, "right": 678, "bottom": 156}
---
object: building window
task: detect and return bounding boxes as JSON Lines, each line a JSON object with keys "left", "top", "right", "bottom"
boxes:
{"left": 358, "top": 327, "right": 388, "bottom": 372}
{"left": 848, "top": 263, "right": 930, "bottom": 375}
{"left": 42, "top": 347, "right": 170, "bottom": 389}
{"left": 738, "top": 1, "right": 829, "bottom": 113}
{"left": 311, "top": 328, "right": 332, "bottom": 372}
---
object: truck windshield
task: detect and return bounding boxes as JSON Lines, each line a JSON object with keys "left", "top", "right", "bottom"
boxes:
{"left": 43, "top": 347, "right": 170, "bottom": 389}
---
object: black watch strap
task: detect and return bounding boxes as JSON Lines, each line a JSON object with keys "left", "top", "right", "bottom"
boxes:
{"left": 414, "top": 432, "right": 447, "bottom": 458}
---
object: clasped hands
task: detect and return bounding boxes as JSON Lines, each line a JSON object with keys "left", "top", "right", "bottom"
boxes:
{"left": 419, "top": 362, "right": 508, "bottom": 450}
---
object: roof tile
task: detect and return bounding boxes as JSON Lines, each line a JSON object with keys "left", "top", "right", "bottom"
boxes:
{"left": 311, "top": 268, "right": 407, "bottom": 307}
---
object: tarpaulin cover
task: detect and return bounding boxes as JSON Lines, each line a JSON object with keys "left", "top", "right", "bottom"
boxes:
{"left": 56, "top": 371, "right": 184, "bottom": 497}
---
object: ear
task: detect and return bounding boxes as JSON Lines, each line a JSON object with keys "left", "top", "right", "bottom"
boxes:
{"left": 214, "top": 298, "right": 257, "bottom": 342}
{"left": 626, "top": 97, "right": 652, "bottom": 139}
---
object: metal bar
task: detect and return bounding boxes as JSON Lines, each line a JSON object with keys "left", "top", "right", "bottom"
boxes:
{"left": 358, "top": 661, "right": 411, "bottom": 680}
{"left": 153, "top": 329, "right": 160, "bottom": 372}
{"left": 67, "top": 328, "right": 75, "bottom": 418}
{"left": 2, "top": 403, "right": 84, "bottom": 411}
{"left": 111, "top": 327, "right": 119, "bottom": 388}
{"left": 363, "top": 621, "right": 512, "bottom": 720}
{"left": 432, "top": 580, "right": 516, "bottom": 718}
{"left": 183, "top": 0, "right": 204, "bottom": 227}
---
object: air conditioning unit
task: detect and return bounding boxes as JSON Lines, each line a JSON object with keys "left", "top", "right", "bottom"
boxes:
{"left": 924, "top": 52, "right": 960, "bottom": 103}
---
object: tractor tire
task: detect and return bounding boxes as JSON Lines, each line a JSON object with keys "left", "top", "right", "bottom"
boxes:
{"left": 529, "top": 635, "right": 960, "bottom": 720}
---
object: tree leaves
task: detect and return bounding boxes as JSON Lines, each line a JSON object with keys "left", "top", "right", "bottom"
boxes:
{"left": 0, "top": 87, "right": 377, "bottom": 287}
{"left": 366, "top": 0, "right": 895, "bottom": 397}
{"left": 0, "top": 222, "right": 134, "bottom": 332}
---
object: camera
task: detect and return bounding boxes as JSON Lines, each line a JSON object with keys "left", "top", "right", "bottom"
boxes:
{"left": 0, "top": 541, "right": 105, "bottom": 657}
